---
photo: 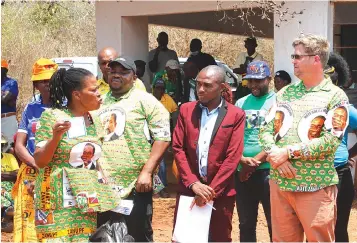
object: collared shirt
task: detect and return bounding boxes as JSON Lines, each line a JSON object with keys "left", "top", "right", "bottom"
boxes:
{"left": 96, "top": 87, "right": 171, "bottom": 197}
{"left": 197, "top": 100, "right": 223, "bottom": 179}
{"left": 1, "top": 76, "right": 18, "bottom": 113}
{"left": 97, "top": 78, "right": 147, "bottom": 96}
{"left": 259, "top": 77, "right": 349, "bottom": 192}
{"left": 18, "top": 95, "right": 49, "bottom": 155}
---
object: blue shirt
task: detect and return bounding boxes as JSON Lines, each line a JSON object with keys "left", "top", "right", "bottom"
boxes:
{"left": 1, "top": 76, "right": 18, "bottom": 113}
{"left": 197, "top": 100, "right": 223, "bottom": 179}
{"left": 18, "top": 96, "right": 49, "bottom": 155}
{"left": 334, "top": 105, "right": 357, "bottom": 168}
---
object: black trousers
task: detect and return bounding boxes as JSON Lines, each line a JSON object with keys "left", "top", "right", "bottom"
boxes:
{"left": 335, "top": 163, "right": 355, "bottom": 242}
{"left": 235, "top": 169, "right": 272, "bottom": 242}
{"left": 97, "top": 190, "right": 153, "bottom": 242}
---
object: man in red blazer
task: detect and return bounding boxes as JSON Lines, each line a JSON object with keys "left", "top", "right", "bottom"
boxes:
{"left": 172, "top": 65, "right": 245, "bottom": 242}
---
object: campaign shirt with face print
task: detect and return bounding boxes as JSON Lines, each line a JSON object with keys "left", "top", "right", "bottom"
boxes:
{"left": 259, "top": 77, "right": 349, "bottom": 192}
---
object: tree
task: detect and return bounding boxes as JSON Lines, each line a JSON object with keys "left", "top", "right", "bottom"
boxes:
{"left": 216, "top": 1, "right": 304, "bottom": 36}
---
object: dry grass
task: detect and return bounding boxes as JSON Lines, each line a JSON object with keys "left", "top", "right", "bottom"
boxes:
{"left": 149, "top": 24, "right": 274, "bottom": 69}
{"left": 1, "top": 3, "right": 274, "bottom": 119}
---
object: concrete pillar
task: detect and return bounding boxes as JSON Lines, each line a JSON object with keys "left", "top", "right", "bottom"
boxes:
{"left": 95, "top": 2, "right": 150, "bottom": 89}
{"left": 274, "top": 1, "right": 334, "bottom": 82}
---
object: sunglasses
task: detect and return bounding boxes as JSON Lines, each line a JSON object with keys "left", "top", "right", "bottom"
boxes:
{"left": 291, "top": 54, "right": 316, "bottom": 60}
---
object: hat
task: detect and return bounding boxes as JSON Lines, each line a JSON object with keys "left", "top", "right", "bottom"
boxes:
{"left": 1, "top": 134, "right": 8, "bottom": 144}
{"left": 275, "top": 70, "right": 292, "bottom": 83}
{"left": 153, "top": 79, "right": 165, "bottom": 88}
{"left": 244, "top": 37, "right": 257, "bottom": 45}
{"left": 31, "top": 58, "right": 58, "bottom": 82}
{"left": 165, "top": 60, "right": 179, "bottom": 70}
{"left": 109, "top": 56, "right": 137, "bottom": 73}
{"left": 244, "top": 61, "right": 271, "bottom": 79}
{"left": 1, "top": 59, "right": 9, "bottom": 69}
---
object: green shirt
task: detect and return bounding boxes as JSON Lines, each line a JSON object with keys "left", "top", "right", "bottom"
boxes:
{"left": 236, "top": 91, "right": 276, "bottom": 170}
{"left": 153, "top": 70, "right": 177, "bottom": 98}
{"left": 259, "top": 78, "right": 349, "bottom": 192}
{"left": 97, "top": 88, "right": 171, "bottom": 198}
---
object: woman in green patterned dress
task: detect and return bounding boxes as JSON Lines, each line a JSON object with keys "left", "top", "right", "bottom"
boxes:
{"left": 33, "top": 68, "right": 104, "bottom": 242}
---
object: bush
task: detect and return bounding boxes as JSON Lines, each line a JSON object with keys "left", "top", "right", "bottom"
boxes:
{"left": 2, "top": 2, "right": 274, "bottom": 119}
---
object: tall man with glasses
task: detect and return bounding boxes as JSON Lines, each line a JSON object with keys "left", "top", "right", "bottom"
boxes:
{"left": 260, "top": 34, "right": 349, "bottom": 242}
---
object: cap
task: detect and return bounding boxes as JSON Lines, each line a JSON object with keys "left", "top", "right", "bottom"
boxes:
{"left": 153, "top": 78, "right": 165, "bottom": 88}
{"left": 1, "top": 134, "right": 8, "bottom": 144}
{"left": 1, "top": 59, "right": 9, "bottom": 69}
{"left": 109, "top": 56, "right": 137, "bottom": 73}
{"left": 244, "top": 37, "right": 257, "bottom": 45}
{"left": 31, "top": 58, "right": 58, "bottom": 82}
{"left": 244, "top": 61, "right": 271, "bottom": 79}
{"left": 165, "top": 59, "right": 179, "bottom": 70}
{"left": 275, "top": 70, "right": 292, "bottom": 83}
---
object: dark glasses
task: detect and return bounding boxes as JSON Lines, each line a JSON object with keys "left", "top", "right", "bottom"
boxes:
{"left": 291, "top": 54, "right": 315, "bottom": 60}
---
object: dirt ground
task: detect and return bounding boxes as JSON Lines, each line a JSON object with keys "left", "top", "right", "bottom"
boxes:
{"left": 2, "top": 191, "right": 357, "bottom": 242}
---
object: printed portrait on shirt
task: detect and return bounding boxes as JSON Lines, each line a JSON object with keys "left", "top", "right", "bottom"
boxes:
{"left": 298, "top": 108, "right": 327, "bottom": 143}
{"left": 245, "top": 110, "right": 268, "bottom": 129}
{"left": 272, "top": 104, "right": 293, "bottom": 142}
{"left": 98, "top": 107, "right": 126, "bottom": 142}
{"left": 325, "top": 104, "right": 349, "bottom": 139}
{"left": 67, "top": 142, "right": 106, "bottom": 183}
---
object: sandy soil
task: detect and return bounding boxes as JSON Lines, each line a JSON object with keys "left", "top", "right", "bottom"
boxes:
{"left": 2, "top": 195, "right": 357, "bottom": 242}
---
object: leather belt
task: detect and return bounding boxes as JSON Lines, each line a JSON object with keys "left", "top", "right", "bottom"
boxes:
{"left": 1, "top": 112, "right": 16, "bottom": 118}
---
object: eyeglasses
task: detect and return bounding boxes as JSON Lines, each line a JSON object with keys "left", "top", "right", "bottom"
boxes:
{"left": 291, "top": 54, "right": 316, "bottom": 60}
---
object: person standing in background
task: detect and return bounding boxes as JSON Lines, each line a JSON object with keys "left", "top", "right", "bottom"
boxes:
{"left": 274, "top": 70, "right": 291, "bottom": 92}
{"left": 13, "top": 58, "right": 58, "bottom": 242}
{"left": 97, "top": 47, "right": 118, "bottom": 95}
{"left": 1, "top": 59, "right": 19, "bottom": 145}
{"left": 148, "top": 32, "right": 178, "bottom": 80}
{"left": 233, "top": 37, "right": 264, "bottom": 100}
{"left": 235, "top": 61, "right": 274, "bottom": 242}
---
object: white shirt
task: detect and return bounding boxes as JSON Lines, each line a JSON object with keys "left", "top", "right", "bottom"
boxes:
{"left": 233, "top": 52, "right": 264, "bottom": 83}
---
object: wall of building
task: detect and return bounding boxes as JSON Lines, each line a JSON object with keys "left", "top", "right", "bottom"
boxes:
{"left": 274, "top": 1, "right": 334, "bottom": 82}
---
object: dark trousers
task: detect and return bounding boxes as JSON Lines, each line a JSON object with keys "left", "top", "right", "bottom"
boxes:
{"left": 173, "top": 194, "right": 235, "bottom": 242}
{"left": 97, "top": 190, "right": 153, "bottom": 242}
{"left": 235, "top": 169, "right": 272, "bottom": 242}
{"left": 335, "top": 163, "right": 355, "bottom": 242}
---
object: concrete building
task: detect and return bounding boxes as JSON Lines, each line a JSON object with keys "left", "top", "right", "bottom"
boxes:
{"left": 95, "top": 1, "right": 356, "bottom": 84}
{"left": 95, "top": 0, "right": 357, "bottom": 184}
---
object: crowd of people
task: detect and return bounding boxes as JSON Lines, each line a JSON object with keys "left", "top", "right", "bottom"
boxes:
{"left": 1, "top": 32, "right": 357, "bottom": 243}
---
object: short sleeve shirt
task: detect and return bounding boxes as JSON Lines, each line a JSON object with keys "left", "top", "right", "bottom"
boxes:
{"left": 1, "top": 76, "right": 18, "bottom": 113}
{"left": 18, "top": 96, "right": 49, "bottom": 155}
{"left": 34, "top": 109, "right": 116, "bottom": 211}
{"left": 96, "top": 88, "right": 171, "bottom": 198}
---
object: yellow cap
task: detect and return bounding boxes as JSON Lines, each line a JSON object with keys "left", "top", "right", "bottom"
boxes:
{"left": 31, "top": 58, "right": 58, "bottom": 82}
{"left": 1, "top": 59, "right": 9, "bottom": 69}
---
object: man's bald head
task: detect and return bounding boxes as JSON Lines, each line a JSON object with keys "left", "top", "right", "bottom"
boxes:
{"left": 98, "top": 47, "right": 118, "bottom": 82}
{"left": 196, "top": 65, "right": 226, "bottom": 106}
{"left": 199, "top": 65, "right": 226, "bottom": 84}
